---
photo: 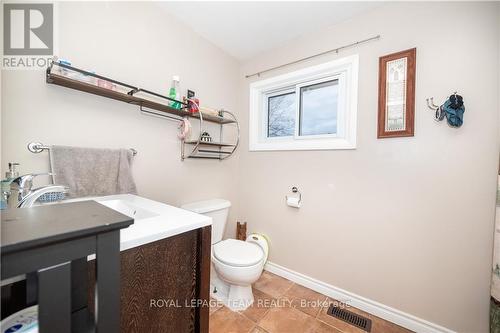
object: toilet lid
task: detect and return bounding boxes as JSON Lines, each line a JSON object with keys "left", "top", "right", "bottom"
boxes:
{"left": 213, "top": 239, "right": 263, "bottom": 267}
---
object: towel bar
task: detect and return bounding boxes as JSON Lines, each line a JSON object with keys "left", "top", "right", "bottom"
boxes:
{"left": 27, "top": 142, "right": 137, "bottom": 156}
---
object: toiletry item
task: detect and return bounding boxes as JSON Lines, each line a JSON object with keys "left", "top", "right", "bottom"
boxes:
{"left": 1, "top": 162, "right": 19, "bottom": 209}
{"left": 200, "top": 132, "right": 212, "bottom": 143}
{"left": 97, "top": 79, "right": 115, "bottom": 90}
{"left": 5, "top": 162, "right": 19, "bottom": 179}
{"left": 57, "top": 58, "right": 73, "bottom": 77}
{"left": 199, "top": 106, "right": 220, "bottom": 117}
{"left": 178, "top": 118, "right": 192, "bottom": 140}
{"left": 285, "top": 186, "right": 301, "bottom": 208}
{"left": 188, "top": 98, "right": 199, "bottom": 114}
{"left": 286, "top": 196, "right": 301, "bottom": 208}
{"left": 82, "top": 70, "right": 96, "bottom": 85}
{"left": 53, "top": 56, "right": 92, "bottom": 82}
{"left": 58, "top": 58, "right": 71, "bottom": 67}
{"left": 169, "top": 76, "right": 182, "bottom": 109}
{"left": 186, "top": 90, "right": 200, "bottom": 114}
{"left": 0, "top": 182, "right": 8, "bottom": 210}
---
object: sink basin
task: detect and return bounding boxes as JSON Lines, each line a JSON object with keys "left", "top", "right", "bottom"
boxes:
{"left": 76, "top": 194, "right": 211, "bottom": 252}
{"left": 39, "top": 194, "right": 212, "bottom": 251}
{"left": 96, "top": 199, "right": 158, "bottom": 220}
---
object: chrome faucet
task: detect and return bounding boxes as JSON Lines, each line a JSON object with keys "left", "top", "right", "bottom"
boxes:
{"left": 8, "top": 173, "right": 68, "bottom": 208}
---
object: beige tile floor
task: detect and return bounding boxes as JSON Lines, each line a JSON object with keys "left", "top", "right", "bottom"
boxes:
{"left": 209, "top": 271, "right": 414, "bottom": 333}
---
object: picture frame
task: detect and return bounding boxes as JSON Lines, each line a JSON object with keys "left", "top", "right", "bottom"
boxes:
{"left": 377, "top": 48, "right": 416, "bottom": 138}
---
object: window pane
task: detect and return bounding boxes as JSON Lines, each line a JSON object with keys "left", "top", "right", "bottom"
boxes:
{"left": 268, "top": 92, "right": 296, "bottom": 137}
{"left": 299, "top": 80, "right": 338, "bottom": 136}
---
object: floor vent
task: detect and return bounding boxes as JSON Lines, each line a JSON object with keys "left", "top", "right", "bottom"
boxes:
{"left": 327, "top": 304, "right": 372, "bottom": 332}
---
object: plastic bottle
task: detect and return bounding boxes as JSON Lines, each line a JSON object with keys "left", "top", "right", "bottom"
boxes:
{"left": 1, "top": 162, "right": 19, "bottom": 210}
{"left": 169, "top": 76, "right": 182, "bottom": 109}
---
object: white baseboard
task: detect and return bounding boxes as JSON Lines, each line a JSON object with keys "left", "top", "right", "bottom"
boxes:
{"left": 264, "top": 261, "right": 455, "bottom": 333}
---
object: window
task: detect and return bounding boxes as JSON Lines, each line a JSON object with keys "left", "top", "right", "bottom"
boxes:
{"left": 249, "top": 55, "right": 358, "bottom": 151}
{"left": 268, "top": 91, "right": 295, "bottom": 137}
{"left": 299, "top": 79, "right": 338, "bottom": 136}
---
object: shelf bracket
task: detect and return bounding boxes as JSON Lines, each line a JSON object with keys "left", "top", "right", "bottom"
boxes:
{"left": 127, "top": 88, "right": 139, "bottom": 96}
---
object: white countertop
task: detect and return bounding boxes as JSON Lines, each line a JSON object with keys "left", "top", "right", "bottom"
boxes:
{"left": 66, "top": 194, "right": 212, "bottom": 252}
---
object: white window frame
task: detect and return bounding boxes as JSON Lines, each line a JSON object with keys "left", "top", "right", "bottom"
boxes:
{"left": 249, "top": 54, "right": 358, "bottom": 151}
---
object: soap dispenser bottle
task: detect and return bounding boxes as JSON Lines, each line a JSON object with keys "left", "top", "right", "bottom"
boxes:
{"left": 1, "top": 162, "right": 20, "bottom": 209}
{"left": 168, "top": 76, "right": 182, "bottom": 109}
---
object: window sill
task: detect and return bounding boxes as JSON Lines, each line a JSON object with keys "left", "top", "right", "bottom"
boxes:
{"left": 249, "top": 137, "right": 356, "bottom": 151}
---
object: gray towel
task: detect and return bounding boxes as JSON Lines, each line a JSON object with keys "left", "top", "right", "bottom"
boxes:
{"left": 50, "top": 145, "right": 137, "bottom": 198}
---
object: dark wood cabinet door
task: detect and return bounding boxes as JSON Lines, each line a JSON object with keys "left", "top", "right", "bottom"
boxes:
{"left": 88, "top": 226, "right": 211, "bottom": 333}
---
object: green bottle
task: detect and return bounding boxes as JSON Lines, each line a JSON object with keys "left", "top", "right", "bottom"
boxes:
{"left": 169, "top": 76, "right": 181, "bottom": 109}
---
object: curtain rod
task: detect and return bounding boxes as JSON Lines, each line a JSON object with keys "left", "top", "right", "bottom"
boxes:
{"left": 245, "top": 35, "right": 381, "bottom": 79}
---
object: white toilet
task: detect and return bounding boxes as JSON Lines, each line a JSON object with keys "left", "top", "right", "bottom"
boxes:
{"left": 181, "top": 199, "right": 268, "bottom": 311}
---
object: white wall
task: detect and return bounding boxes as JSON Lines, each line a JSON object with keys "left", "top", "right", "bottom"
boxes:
{"left": 1, "top": 2, "right": 241, "bottom": 214}
{"left": 2, "top": 2, "right": 499, "bottom": 332}
{"left": 237, "top": 2, "right": 499, "bottom": 332}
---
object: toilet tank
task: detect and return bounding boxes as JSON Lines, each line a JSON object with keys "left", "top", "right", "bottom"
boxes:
{"left": 180, "top": 199, "right": 231, "bottom": 244}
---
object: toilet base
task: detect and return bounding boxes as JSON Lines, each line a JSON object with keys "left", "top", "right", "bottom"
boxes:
{"left": 210, "top": 275, "right": 254, "bottom": 311}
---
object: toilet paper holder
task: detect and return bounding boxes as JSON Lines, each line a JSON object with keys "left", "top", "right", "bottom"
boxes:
{"left": 285, "top": 187, "right": 302, "bottom": 204}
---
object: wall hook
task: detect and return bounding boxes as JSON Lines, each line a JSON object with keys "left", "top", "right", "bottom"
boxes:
{"left": 426, "top": 92, "right": 465, "bottom": 127}
{"left": 426, "top": 97, "right": 444, "bottom": 122}
{"left": 426, "top": 97, "right": 440, "bottom": 109}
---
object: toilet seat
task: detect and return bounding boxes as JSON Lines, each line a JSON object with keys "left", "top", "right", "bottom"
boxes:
{"left": 213, "top": 239, "right": 263, "bottom": 267}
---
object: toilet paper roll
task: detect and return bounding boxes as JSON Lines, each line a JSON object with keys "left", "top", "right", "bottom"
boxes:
{"left": 286, "top": 197, "right": 301, "bottom": 208}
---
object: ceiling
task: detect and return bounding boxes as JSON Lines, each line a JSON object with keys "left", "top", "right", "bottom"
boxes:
{"left": 159, "top": 2, "right": 384, "bottom": 62}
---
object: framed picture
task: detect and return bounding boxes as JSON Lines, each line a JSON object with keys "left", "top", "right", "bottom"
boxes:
{"left": 377, "top": 48, "right": 416, "bottom": 138}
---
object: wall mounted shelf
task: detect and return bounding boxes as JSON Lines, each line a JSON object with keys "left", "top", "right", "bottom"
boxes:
{"left": 46, "top": 60, "right": 239, "bottom": 161}
{"left": 181, "top": 109, "right": 239, "bottom": 161}
{"left": 183, "top": 141, "right": 236, "bottom": 147}
{"left": 46, "top": 62, "right": 236, "bottom": 125}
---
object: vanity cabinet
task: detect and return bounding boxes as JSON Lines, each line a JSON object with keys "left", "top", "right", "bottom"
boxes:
{"left": 87, "top": 226, "right": 211, "bottom": 333}
{"left": 1, "top": 194, "right": 212, "bottom": 333}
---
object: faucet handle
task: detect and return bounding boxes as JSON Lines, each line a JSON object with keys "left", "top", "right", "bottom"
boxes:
{"left": 12, "top": 173, "right": 54, "bottom": 191}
